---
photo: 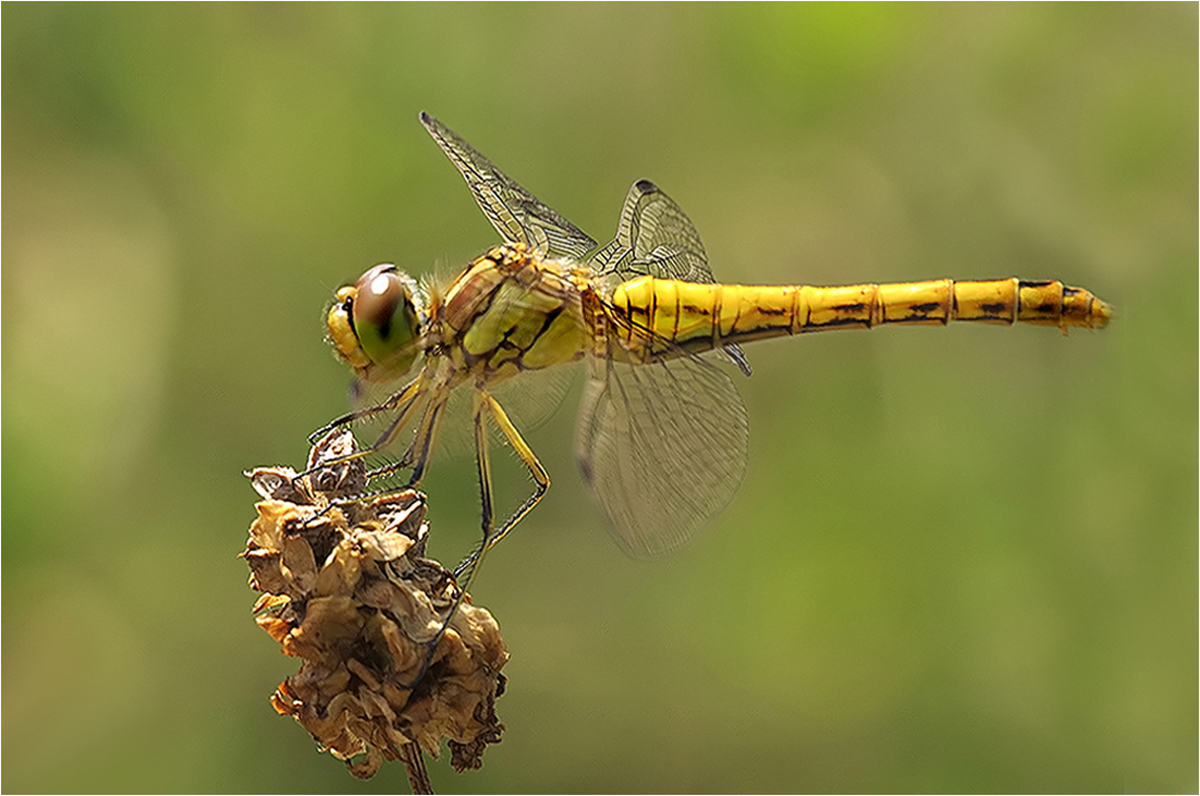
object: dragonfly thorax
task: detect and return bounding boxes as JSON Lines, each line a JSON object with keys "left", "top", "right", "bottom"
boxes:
{"left": 327, "top": 263, "right": 427, "bottom": 383}
{"left": 437, "top": 244, "right": 590, "bottom": 385}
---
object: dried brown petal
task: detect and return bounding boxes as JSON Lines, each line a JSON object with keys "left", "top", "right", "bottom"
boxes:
{"left": 245, "top": 466, "right": 308, "bottom": 503}
{"left": 242, "top": 431, "right": 506, "bottom": 788}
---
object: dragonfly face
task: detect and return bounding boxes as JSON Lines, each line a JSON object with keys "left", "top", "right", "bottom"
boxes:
{"left": 327, "top": 263, "right": 426, "bottom": 384}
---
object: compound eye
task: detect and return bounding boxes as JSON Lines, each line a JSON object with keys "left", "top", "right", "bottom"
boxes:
{"left": 351, "top": 264, "right": 420, "bottom": 375}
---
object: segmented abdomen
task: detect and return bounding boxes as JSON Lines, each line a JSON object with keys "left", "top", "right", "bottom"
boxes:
{"left": 608, "top": 276, "right": 1112, "bottom": 363}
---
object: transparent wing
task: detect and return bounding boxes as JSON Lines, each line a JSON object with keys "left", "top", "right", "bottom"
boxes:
{"left": 574, "top": 348, "right": 749, "bottom": 560}
{"left": 588, "top": 179, "right": 720, "bottom": 283}
{"left": 435, "top": 358, "right": 576, "bottom": 462}
{"left": 588, "top": 179, "right": 751, "bottom": 375}
{"left": 420, "top": 112, "right": 597, "bottom": 260}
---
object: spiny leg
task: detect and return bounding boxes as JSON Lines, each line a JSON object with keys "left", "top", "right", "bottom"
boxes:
{"left": 296, "top": 377, "right": 438, "bottom": 527}
{"left": 298, "top": 375, "right": 428, "bottom": 483}
{"left": 454, "top": 390, "right": 550, "bottom": 578}
{"left": 402, "top": 387, "right": 497, "bottom": 688}
{"left": 403, "top": 388, "right": 550, "bottom": 689}
{"left": 318, "top": 387, "right": 450, "bottom": 517}
{"left": 368, "top": 386, "right": 448, "bottom": 488}
{"left": 307, "top": 375, "right": 424, "bottom": 444}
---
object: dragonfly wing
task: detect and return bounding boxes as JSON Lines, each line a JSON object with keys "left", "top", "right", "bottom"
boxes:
{"left": 589, "top": 179, "right": 709, "bottom": 281}
{"left": 574, "top": 351, "right": 749, "bottom": 560}
{"left": 420, "top": 112, "right": 598, "bottom": 260}
{"left": 589, "top": 179, "right": 751, "bottom": 375}
{"left": 585, "top": 178, "right": 705, "bottom": 282}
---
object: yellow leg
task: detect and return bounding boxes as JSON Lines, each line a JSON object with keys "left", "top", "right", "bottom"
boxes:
{"left": 454, "top": 390, "right": 550, "bottom": 577}
{"left": 482, "top": 392, "right": 550, "bottom": 549}
{"left": 457, "top": 389, "right": 497, "bottom": 586}
{"left": 368, "top": 387, "right": 448, "bottom": 487}
{"left": 403, "top": 388, "right": 501, "bottom": 689}
{"left": 390, "top": 388, "right": 550, "bottom": 690}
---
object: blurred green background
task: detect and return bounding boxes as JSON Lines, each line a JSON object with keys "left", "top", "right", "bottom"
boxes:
{"left": 4, "top": 3, "right": 1195, "bottom": 792}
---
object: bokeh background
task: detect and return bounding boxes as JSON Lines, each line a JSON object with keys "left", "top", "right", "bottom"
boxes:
{"left": 4, "top": 4, "right": 1195, "bottom": 792}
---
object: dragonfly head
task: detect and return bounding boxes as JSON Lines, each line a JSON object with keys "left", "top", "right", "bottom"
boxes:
{"left": 327, "top": 264, "right": 425, "bottom": 382}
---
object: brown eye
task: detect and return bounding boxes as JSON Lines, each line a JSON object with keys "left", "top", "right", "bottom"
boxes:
{"left": 350, "top": 264, "right": 421, "bottom": 378}
{"left": 354, "top": 264, "right": 405, "bottom": 339}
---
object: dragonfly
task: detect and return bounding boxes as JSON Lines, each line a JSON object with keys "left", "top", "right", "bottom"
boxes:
{"left": 311, "top": 112, "right": 1111, "bottom": 589}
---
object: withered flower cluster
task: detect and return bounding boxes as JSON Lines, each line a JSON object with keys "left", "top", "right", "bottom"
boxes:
{"left": 241, "top": 431, "right": 506, "bottom": 788}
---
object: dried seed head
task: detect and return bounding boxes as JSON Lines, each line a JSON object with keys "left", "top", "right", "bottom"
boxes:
{"left": 242, "top": 431, "right": 507, "bottom": 785}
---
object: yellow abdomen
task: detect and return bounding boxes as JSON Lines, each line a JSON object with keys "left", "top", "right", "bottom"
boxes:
{"left": 608, "top": 276, "right": 1112, "bottom": 363}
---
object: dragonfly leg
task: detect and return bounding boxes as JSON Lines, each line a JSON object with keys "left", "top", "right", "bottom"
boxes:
{"left": 297, "top": 376, "right": 428, "bottom": 483}
{"left": 303, "top": 407, "right": 441, "bottom": 525}
{"left": 454, "top": 390, "right": 550, "bottom": 578}
{"left": 367, "top": 388, "right": 447, "bottom": 488}
{"left": 401, "top": 387, "right": 497, "bottom": 689}
{"left": 309, "top": 385, "right": 448, "bottom": 527}
{"left": 397, "top": 388, "right": 548, "bottom": 690}
{"left": 307, "top": 375, "right": 423, "bottom": 444}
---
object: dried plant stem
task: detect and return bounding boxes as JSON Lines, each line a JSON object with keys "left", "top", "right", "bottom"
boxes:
{"left": 399, "top": 743, "right": 432, "bottom": 795}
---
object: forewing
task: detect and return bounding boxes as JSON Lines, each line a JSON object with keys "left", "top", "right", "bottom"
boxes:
{"left": 420, "top": 112, "right": 597, "bottom": 260}
{"left": 574, "top": 351, "right": 749, "bottom": 560}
